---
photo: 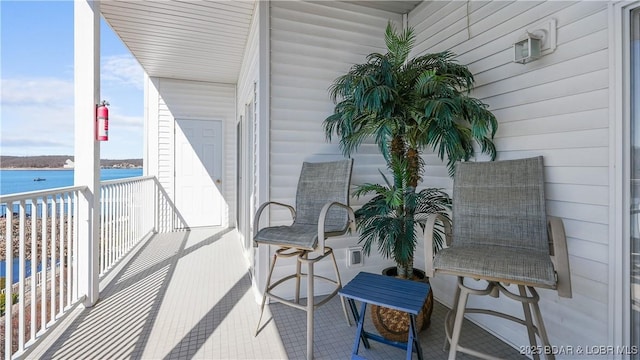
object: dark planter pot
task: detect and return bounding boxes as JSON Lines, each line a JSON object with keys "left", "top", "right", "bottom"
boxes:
{"left": 370, "top": 266, "right": 434, "bottom": 342}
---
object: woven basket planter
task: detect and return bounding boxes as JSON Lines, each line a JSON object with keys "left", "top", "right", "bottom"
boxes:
{"left": 370, "top": 267, "right": 434, "bottom": 342}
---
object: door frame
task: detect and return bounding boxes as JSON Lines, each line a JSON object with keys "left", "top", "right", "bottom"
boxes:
{"left": 612, "top": 1, "right": 640, "bottom": 351}
{"left": 236, "top": 117, "right": 244, "bottom": 231}
{"left": 236, "top": 98, "right": 255, "bottom": 251}
{"left": 173, "top": 117, "right": 224, "bottom": 228}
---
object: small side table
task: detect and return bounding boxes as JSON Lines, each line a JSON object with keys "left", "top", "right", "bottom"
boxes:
{"left": 339, "top": 272, "right": 430, "bottom": 360}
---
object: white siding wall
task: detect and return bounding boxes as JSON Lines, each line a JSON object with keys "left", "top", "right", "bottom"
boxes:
{"left": 147, "top": 78, "right": 236, "bottom": 227}
{"left": 268, "top": 1, "right": 403, "bottom": 295}
{"left": 409, "top": 0, "right": 609, "bottom": 350}
{"left": 238, "top": 2, "right": 260, "bottom": 127}
{"left": 236, "top": 2, "right": 261, "bottom": 279}
{"left": 237, "top": 1, "right": 260, "bottom": 233}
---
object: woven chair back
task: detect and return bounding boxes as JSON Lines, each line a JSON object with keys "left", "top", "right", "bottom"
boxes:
{"left": 452, "top": 156, "right": 549, "bottom": 253}
{"left": 294, "top": 159, "right": 353, "bottom": 233}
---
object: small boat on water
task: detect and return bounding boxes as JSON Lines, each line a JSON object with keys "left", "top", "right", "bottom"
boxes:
{"left": 33, "top": 177, "right": 46, "bottom": 182}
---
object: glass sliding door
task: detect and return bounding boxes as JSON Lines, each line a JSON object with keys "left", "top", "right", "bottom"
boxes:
{"left": 632, "top": 8, "right": 640, "bottom": 356}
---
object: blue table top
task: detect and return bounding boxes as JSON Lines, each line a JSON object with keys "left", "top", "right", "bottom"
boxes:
{"left": 339, "top": 272, "right": 430, "bottom": 315}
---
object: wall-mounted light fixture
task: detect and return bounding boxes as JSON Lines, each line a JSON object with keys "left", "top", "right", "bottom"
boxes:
{"left": 514, "top": 33, "right": 542, "bottom": 64}
{"left": 513, "top": 18, "right": 557, "bottom": 64}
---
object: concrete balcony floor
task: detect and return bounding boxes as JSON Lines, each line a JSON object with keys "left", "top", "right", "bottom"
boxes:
{"left": 28, "top": 227, "right": 525, "bottom": 359}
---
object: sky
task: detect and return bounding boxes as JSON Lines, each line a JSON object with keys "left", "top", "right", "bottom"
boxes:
{"left": 1, "top": 0, "right": 144, "bottom": 160}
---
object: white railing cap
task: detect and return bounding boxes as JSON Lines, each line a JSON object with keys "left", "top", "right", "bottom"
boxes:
{"left": 0, "top": 185, "right": 88, "bottom": 203}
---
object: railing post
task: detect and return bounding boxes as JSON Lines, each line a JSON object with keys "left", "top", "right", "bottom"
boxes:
{"left": 5, "top": 210, "right": 13, "bottom": 360}
{"left": 154, "top": 180, "right": 159, "bottom": 232}
{"left": 74, "top": 0, "right": 100, "bottom": 307}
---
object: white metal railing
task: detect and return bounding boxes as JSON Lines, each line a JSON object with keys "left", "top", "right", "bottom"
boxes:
{"left": 99, "top": 177, "right": 154, "bottom": 275}
{"left": 100, "top": 176, "right": 185, "bottom": 276}
{"left": 0, "top": 186, "right": 86, "bottom": 359}
{"left": 0, "top": 175, "right": 185, "bottom": 359}
{"left": 98, "top": 176, "right": 186, "bottom": 275}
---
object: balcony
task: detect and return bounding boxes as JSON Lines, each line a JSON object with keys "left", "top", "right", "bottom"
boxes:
{"left": 29, "top": 227, "right": 522, "bottom": 359}
{"left": 1, "top": 176, "right": 523, "bottom": 359}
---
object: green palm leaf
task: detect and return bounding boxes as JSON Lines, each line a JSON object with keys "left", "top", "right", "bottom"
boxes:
{"left": 323, "top": 21, "right": 497, "bottom": 277}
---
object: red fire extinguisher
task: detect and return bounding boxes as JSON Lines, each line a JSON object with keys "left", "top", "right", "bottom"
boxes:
{"left": 96, "top": 100, "right": 109, "bottom": 141}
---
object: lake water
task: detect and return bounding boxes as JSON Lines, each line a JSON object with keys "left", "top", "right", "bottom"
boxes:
{"left": 0, "top": 168, "right": 143, "bottom": 196}
{"left": 0, "top": 168, "right": 143, "bottom": 283}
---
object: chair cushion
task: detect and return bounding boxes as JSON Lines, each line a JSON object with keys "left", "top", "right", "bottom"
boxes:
{"left": 433, "top": 245, "right": 556, "bottom": 287}
{"left": 254, "top": 224, "right": 318, "bottom": 250}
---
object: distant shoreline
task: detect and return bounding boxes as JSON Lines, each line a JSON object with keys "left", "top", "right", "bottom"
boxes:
{"left": 1, "top": 156, "right": 142, "bottom": 169}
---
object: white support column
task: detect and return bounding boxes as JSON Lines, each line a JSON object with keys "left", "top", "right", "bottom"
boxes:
{"left": 74, "top": 0, "right": 100, "bottom": 307}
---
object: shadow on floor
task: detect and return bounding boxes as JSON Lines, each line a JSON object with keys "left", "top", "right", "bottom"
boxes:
{"left": 268, "top": 295, "right": 526, "bottom": 360}
{"left": 39, "top": 229, "right": 232, "bottom": 359}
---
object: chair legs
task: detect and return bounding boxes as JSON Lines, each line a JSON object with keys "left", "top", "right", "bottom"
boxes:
{"left": 519, "top": 285, "right": 540, "bottom": 360}
{"left": 529, "top": 287, "right": 554, "bottom": 360}
{"left": 448, "top": 284, "right": 470, "bottom": 360}
{"left": 299, "top": 247, "right": 350, "bottom": 359}
{"left": 307, "top": 255, "right": 315, "bottom": 360}
{"left": 444, "top": 277, "right": 555, "bottom": 360}
{"left": 255, "top": 249, "right": 280, "bottom": 336}
{"left": 255, "top": 247, "right": 302, "bottom": 336}
{"left": 296, "top": 255, "right": 303, "bottom": 304}
{"left": 443, "top": 284, "right": 461, "bottom": 352}
{"left": 330, "top": 250, "right": 352, "bottom": 327}
{"left": 255, "top": 246, "right": 349, "bottom": 360}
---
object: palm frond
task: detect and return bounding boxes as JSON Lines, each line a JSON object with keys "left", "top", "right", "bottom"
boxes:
{"left": 352, "top": 183, "right": 389, "bottom": 198}
{"left": 384, "top": 22, "right": 415, "bottom": 66}
{"left": 324, "top": 22, "right": 497, "bottom": 267}
{"left": 415, "top": 188, "right": 452, "bottom": 252}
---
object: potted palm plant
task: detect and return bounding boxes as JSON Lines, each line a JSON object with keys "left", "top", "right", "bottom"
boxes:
{"left": 352, "top": 156, "right": 451, "bottom": 279}
{"left": 324, "top": 22, "right": 497, "bottom": 277}
{"left": 323, "top": 22, "right": 498, "bottom": 339}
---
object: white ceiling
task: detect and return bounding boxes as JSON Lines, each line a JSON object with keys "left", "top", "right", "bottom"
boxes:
{"left": 100, "top": 1, "right": 422, "bottom": 84}
{"left": 349, "top": 1, "right": 422, "bottom": 14}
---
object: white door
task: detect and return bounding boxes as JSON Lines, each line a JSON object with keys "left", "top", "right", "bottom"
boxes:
{"left": 175, "top": 119, "right": 223, "bottom": 228}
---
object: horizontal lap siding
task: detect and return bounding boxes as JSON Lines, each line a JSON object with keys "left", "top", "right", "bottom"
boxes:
{"left": 236, "top": 3, "right": 259, "bottom": 259}
{"left": 157, "top": 86, "right": 175, "bottom": 200}
{"left": 409, "top": 0, "right": 609, "bottom": 348}
{"left": 238, "top": 2, "right": 260, "bottom": 204}
{"left": 269, "top": 1, "right": 402, "bottom": 290}
{"left": 156, "top": 79, "right": 236, "bottom": 227}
